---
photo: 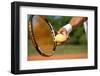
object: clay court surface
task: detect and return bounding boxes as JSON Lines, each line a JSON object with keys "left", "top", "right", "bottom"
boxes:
{"left": 28, "top": 39, "right": 87, "bottom": 61}
{"left": 28, "top": 53, "right": 87, "bottom": 61}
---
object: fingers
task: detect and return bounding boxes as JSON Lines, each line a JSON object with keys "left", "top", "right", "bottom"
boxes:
{"left": 62, "top": 31, "right": 67, "bottom": 36}
{"left": 58, "top": 28, "right": 68, "bottom": 34}
{"left": 55, "top": 27, "right": 70, "bottom": 46}
{"left": 58, "top": 28, "right": 64, "bottom": 34}
{"left": 58, "top": 28, "right": 68, "bottom": 39}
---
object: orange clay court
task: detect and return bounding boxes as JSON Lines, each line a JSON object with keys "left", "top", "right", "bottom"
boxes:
{"left": 28, "top": 53, "right": 87, "bottom": 61}
{"left": 28, "top": 40, "right": 88, "bottom": 61}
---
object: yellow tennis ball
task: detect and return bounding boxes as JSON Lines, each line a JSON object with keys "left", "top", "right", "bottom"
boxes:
{"left": 56, "top": 42, "right": 62, "bottom": 46}
{"left": 54, "top": 34, "right": 66, "bottom": 42}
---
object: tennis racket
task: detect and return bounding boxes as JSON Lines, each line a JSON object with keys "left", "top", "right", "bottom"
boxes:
{"left": 28, "top": 15, "right": 57, "bottom": 57}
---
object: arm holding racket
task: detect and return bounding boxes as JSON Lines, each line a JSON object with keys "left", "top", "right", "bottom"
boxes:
{"left": 55, "top": 17, "right": 87, "bottom": 45}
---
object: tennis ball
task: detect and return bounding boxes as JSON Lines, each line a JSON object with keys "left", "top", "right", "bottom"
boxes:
{"left": 54, "top": 34, "right": 66, "bottom": 43}
{"left": 56, "top": 42, "right": 62, "bottom": 46}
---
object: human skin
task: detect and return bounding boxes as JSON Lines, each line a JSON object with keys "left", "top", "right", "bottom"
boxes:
{"left": 57, "top": 17, "right": 87, "bottom": 45}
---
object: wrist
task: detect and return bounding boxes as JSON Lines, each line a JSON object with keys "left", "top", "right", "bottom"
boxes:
{"left": 63, "top": 24, "right": 72, "bottom": 34}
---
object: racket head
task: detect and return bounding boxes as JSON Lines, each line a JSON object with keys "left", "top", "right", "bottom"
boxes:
{"left": 28, "top": 15, "right": 56, "bottom": 56}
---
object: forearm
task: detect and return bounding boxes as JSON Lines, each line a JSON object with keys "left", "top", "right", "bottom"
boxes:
{"left": 69, "top": 17, "right": 87, "bottom": 29}
{"left": 63, "top": 17, "right": 87, "bottom": 34}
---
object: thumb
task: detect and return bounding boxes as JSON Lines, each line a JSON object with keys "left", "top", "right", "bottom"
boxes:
{"left": 58, "top": 28, "right": 63, "bottom": 34}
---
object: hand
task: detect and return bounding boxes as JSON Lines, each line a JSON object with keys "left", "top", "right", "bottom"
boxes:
{"left": 56, "top": 27, "right": 69, "bottom": 45}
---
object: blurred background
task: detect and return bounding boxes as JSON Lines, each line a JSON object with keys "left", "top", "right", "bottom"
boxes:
{"left": 47, "top": 16, "right": 87, "bottom": 45}
{"left": 28, "top": 15, "right": 87, "bottom": 56}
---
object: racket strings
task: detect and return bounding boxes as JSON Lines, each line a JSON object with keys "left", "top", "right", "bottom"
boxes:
{"left": 29, "top": 16, "right": 56, "bottom": 56}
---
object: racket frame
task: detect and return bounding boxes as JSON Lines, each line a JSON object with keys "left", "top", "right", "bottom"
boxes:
{"left": 28, "top": 16, "right": 57, "bottom": 56}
